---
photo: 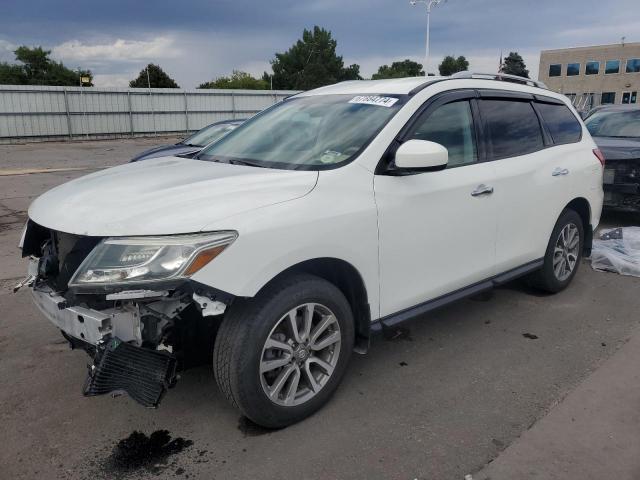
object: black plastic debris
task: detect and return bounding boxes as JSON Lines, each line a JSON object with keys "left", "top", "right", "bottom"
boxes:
{"left": 83, "top": 337, "right": 177, "bottom": 408}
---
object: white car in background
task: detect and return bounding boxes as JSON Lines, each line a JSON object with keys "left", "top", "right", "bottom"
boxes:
{"left": 19, "top": 72, "right": 603, "bottom": 428}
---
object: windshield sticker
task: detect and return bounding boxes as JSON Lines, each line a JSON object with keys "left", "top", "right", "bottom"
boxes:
{"left": 319, "top": 150, "right": 345, "bottom": 164}
{"left": 349, "top": 96, "right": 399, "bottom": 108}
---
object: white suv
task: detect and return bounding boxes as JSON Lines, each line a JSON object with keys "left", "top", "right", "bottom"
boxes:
{"left": 19, "top": 73, "right": 604, "bottom": 427}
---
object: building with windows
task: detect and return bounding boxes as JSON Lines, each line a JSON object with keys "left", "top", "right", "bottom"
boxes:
{"left": 538, "top": 42, "right": 640, "bottom": 110}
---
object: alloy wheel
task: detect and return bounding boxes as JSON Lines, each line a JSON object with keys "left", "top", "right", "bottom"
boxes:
{"left": 553, "top": 223, "right": 580, "bottom": 281}
{"left": 260, "top": 303, "right": 341, "bottom": 406}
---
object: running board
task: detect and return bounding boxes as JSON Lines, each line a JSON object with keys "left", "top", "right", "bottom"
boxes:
{"left": 371, "top": 259, "right": 543, "bottom": 331}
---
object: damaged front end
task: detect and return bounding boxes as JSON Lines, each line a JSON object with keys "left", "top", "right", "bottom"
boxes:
{"left": 17, "top": 220, "right": 236, "bottom": 408}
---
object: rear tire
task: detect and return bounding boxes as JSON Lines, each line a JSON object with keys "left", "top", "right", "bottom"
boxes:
{"left": 213, "top": 273, "right": 354, "bottom": 428}
{"left": 528, "top": 209, "right": 584, "bottom": 293}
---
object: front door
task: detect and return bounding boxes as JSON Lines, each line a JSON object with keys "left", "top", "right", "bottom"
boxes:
{"left": 374, "top": 94, "right": 497, "bottom": 318}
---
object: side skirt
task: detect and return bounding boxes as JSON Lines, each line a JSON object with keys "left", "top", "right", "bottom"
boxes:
{"left": 370, "top": 258, "right": 543, "bottom": 332}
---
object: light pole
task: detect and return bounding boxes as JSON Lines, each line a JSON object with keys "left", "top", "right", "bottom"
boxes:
{"left": 410, "top": 0, "right": 447, "bottom": 76}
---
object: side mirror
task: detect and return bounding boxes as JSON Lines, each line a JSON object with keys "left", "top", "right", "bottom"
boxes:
{"left": 395, "top": 139, "right": 448, "bottom": 171}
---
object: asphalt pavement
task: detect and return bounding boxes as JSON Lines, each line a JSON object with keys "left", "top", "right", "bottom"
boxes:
{"left": 1, "top": 138, "right": 639, "bottom": 480}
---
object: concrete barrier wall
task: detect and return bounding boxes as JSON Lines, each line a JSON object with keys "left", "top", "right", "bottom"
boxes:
{"left": 0, "top": 85, "right": 299, "bottom": 143}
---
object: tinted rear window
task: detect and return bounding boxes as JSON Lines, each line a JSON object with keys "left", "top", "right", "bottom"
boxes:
{"left": 536, "top": 102, "right": 582, "bottom": 144}
{"left": 479, "top": 100, "right": 544, "bottom": 159}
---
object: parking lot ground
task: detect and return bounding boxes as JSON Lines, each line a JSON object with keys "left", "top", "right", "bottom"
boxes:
{"left": 1, "top": 138, "right": 640, "bottom": 480}
{"left": 476, "top": 323, "right": 640, "bottom": 480}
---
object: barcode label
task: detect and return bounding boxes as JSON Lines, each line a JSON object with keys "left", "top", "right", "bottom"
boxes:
{"left": 348, "top": 96, "right": 399, "bottom": 108}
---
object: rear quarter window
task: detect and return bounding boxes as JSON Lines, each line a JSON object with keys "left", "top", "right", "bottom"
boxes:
{"left": 536, "top": 102, "right": 582, "bottom": 145}
{"left": 479, "top": 99, "right": 545, "bottom": 159}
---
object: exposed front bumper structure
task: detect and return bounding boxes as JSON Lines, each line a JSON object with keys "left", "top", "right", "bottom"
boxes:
{"left": 20, "top": 221, "right": 231, "bottom": 408}
{"left": 32, "top": 284, "right": 141, "bottom": 345}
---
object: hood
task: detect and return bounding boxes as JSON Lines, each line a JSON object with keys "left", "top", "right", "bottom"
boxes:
{"left": 131, "top": 144, "right": 201, "bottom": 161}
{"left": 594, "top": 136, "right": 640, "bottom": 161}
{"left": 28, "top": 157, "right": 318, "bottom": 236}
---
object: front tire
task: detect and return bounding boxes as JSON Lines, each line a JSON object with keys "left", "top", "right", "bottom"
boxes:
{"left": 528, "top": 208, "right": 584, "bottom": 293}
{"left": 213, "top": 273, "right": 354, "bottom": 428}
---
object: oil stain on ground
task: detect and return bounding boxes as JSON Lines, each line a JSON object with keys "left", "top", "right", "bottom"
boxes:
{"left": 99, "top": 430, "right": 193, "bottom": 477}
{"left": 382, "top": 326, "right": 413, "bottom": 342}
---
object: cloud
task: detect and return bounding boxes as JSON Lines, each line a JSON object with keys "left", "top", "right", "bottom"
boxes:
{"left": 92, "top": 73, "right": 136, "bottom": 88}
{"left": 2, "top": 0, "right": 640, "bottom": 88}
{"left": 51, "top": 37, "right": 179, "bottom": 64}
{"left": 0, "top": 38, "right": 17, "bottom": 62}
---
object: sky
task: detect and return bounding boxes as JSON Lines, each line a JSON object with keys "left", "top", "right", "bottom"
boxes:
{"left": 1, "top": 0, "right": 639, "bottom": 89}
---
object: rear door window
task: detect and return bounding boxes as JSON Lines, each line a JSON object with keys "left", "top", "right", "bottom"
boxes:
{"left": 535, "top": 102, "right": 582, "bottom": 144}
{"left": 479, "top": 99, "right": 544, "bottom": 159}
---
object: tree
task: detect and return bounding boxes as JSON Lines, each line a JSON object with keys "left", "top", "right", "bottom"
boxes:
{"left": 0, "top": 46, "right": 93, "bottom": 86}
{"left": 129, "top": 64, "right": 179, "bottom": 88}
{"left": 0, "top": 62, "right": 27, "bottom": 85}
{"left": 199, "top": 70, "right": 268, "bottom": 89}
{"left": 500, "top": 52, "right": 529, "bottom": 78}
{"left": 438, "top": 55, "right": 469, "bottom": 76}
{"left": 371, "top": 59, "right": 424, "bottom": 80}
{"left": 267, "top": 26, "right": 362, "bottom": 90}
{"left": 341, "top": 64, "right": 362, "bottom": 81}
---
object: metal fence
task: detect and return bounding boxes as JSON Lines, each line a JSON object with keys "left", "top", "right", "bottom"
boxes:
{"left": 0, "top": 85, "right": 299, "bottom": 143}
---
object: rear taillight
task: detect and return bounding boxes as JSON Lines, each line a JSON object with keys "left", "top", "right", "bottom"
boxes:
{"left": 593, "top": 148, "right": 605, "bottom": 167}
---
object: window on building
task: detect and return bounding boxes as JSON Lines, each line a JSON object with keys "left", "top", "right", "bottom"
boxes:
{"left": 548, "top": 64, "right": 562, "bottom": 77}
{"left": 601, "top": 92, "right": 616, "bottom": 104}
{"left": 605, "top": 60, "right": 620, "bottom": 74}
{"left": 633, "top": 92, "right": 638, "bottom": 104}
{"left": 566, "top": 63, "right": 580, "bottom": 76}
{"left": 585, "top": 61, "right": 600, "bottom": 75}
{"left": 478, "top": 100, "right": 544, "bottom": 159}
{"left": 626, "top": 59, "right": 640, "bottom": 73}
{"left": 535, "top": 102, "right": 582, "bottom": 144}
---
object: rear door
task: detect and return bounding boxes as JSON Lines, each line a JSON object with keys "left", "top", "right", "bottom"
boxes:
{"left": 479, "top": 92, "right": 578, "bottom": 272}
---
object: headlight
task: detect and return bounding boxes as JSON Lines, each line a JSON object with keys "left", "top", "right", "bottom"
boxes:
{"left": 69, "top": 231, "right": 237, "bottom": 287}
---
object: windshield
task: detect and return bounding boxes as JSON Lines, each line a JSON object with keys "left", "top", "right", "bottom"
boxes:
{"left": 182, "top": 122, "right": 239, "bottom": 147}
{"left": 197, "top": 94, "right": 405, "bottom": 170}
{"left": 585, "top": 109, "right": 640, "bottom": 138}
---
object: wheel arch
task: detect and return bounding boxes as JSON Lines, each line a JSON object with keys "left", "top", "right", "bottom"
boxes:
{"left": 564, "top": 197, "right": 593, "bottom": 255}
{"left": 258, "top": 257, "right": 372, "bottom": 354}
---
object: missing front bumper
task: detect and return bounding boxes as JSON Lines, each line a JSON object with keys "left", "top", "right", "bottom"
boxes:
{"left": 83, "top": 337, "right": 177, "bottom": 408}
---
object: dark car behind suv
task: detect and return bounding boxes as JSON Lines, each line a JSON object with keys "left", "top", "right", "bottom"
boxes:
{"left": 130, "top": 119, "right": 244, "bottom": 162}
{"left": 585, "top": 105, "right": 640, "bottom": 212}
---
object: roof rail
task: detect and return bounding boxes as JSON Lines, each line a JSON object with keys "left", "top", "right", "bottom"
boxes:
{"left": 450, "top": 71, "right": 548, "bottom": 89}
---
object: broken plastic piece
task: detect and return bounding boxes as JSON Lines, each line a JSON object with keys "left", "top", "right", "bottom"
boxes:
{"left": 83, "top": 337, "right": 177, "bottom": 408}
{"left": 13, "top": 274, "right": 35, "bottom": 293}
{"left": 192, "top": 293, "right": 227, "bottom": 316}
{"left": 106, "top": 289, "right": 169, "bottom": 301}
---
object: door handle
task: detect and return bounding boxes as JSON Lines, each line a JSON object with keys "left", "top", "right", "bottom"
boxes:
{"left": 471, "top": 184, "right": 494, "bottom": 197}
{"left": 552, "top": 168, "right": 570, "bottom": 176}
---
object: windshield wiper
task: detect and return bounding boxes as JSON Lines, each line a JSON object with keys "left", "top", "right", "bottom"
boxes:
{"left": 599, "top": 135, "right": 640, "bottom": 139}
{"left": 226, "top": 159, "right": 268, "bottom": 168}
